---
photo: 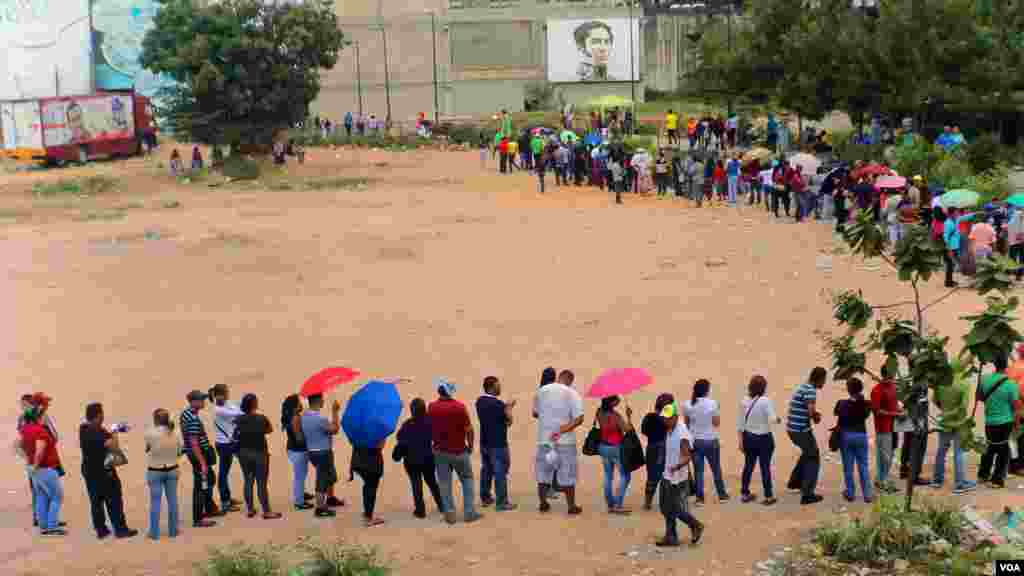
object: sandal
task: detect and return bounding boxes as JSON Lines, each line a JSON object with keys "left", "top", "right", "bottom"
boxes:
{"left": 762, "top": 497, "right": 777, "bottom": 506}
{"left": 567, "top": 506, "right": 583, "bottom": 515}
{"left": 364, "top": 517, "right": 385, "bottom": 527}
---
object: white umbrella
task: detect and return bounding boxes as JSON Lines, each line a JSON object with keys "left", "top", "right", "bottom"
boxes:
{"left": 789, "top": 152, "right": 821, "bottom": 175}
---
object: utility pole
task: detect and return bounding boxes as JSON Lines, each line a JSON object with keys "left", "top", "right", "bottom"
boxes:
{"left": 628, "top": 0, "right": 636, "bottom": 133}
{"left": 381, "top": 24, "right": 392, "bottom": 128}
{"left": 355, "top": 41, "right": 363, "bottom": 117}
{"left": 727, "top": 5, "right": 734, "bottom": 116}
{"left": 429, "top": 11, "right": 439, "bottom": 123}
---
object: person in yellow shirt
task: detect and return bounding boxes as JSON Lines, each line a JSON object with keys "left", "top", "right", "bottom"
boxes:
{"left": 508, "top": 139, "right": 520, "bottom": 171}
{"left": 665, "top": 109, "right": 679, "bottom": 147}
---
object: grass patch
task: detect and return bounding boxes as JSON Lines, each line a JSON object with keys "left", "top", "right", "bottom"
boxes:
{"left": 303, "top": 177, "right": 369, "bottom": 191}
{"left": 198, "top": 544, "right": 282, "bottom": 576}
{"left": 31, "top": 175, "right": 118, "bottom": 198}
{"left": 222, "top": 156, "right": 262, "bottom": 180}
{"left": 195, "top": 541, "right": 388, "bottom": 576}
{"left": 72, "top": 209, "right": 125, "bottom": 222}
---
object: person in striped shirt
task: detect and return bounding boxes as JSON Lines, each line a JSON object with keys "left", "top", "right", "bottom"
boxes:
{"left": 785, "top": 367, "right": 827, "bottom": 505}
{"left": 181, "top": 390, "right": 221, "bottom": 527}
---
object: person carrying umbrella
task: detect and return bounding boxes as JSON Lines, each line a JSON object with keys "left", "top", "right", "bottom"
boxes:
{"left": 343, "top": 379, "right": 404, "bottom": 527}
{"left": 301, "top": 394, "right": 343, "bottom": 518}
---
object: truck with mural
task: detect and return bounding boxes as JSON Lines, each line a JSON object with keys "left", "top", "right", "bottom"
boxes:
{"left": 0, "top": 90, "right": 156, "bottom": 163}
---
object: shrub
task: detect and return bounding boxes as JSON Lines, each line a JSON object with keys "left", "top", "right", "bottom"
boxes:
{"left": 891, "top": 138, "right": 944, "bottom": 181}
{"left": 294, "top": 541, "right": 389, "bottom": 576}
{"left": 623, "top": 136, "right": 656, "bottom": 155}
{"left": 832, "top": 130, "right": 886, "bottom": 164}
{"left": 222, "top": 155, "right": 262, "bottom": 180}
{"left": 965, "top": 133, "right": 1003, "bottom": 174}
{"left": 198, "top": 544, "right": 282, "bottom": 576}
{"left": 633, "top": 122, "right": 658, "bottom": 136}
{"left": 446, "top": 124, "right": 484, "bottom": 146}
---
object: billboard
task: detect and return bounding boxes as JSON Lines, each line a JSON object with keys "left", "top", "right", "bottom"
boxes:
{"left": 0, "top": 0, "right": 93, "bottom": 100}
{"left": 93, "top": 0, "right": 175, "bottom": 98}
{"left": 1, "top": 101, "right": 43, "bottom": 151}
{"left": 546, "top": 18, "right": 640, "bottom": 83}
{"left": 41, "top": 95, "right": 135, "bottom": 147}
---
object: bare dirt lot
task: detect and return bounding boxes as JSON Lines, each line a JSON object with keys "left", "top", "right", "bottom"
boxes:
{"left": 0, "top": 147, "right": 1020, "bottom": 576}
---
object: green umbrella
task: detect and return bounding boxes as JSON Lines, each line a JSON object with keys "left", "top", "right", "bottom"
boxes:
{"left": 940, "top": 188, "right": 980, "bottom": 209}
{"left": 1006, "top": 193, "right": 1024, "bottom": 208}
{"left": 560, "top": 130, "right": 578, "bottom": 143}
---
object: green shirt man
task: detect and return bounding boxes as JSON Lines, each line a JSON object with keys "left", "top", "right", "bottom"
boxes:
{"left": 936, "top": 376, "right": 970, "bottom": 433}
{"left": 501, "top": 112, "right": 513, "bottom": 139}
{"left": 979, "top": 372, "right": 1020, "bottom": 426}
{"left": 530, "top": 135, "right": 544, "bottom": 156}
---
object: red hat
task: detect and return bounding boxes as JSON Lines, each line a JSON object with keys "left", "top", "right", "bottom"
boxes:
{"left": 31, "top": 392, "right": 52, "bottom": 407}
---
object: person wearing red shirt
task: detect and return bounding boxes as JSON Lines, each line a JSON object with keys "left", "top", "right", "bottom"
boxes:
{"left": 870, "top": 365, "right": 903, "bottom": 492}
{"left": 498, "top": 138, "right": 510, "bottom": 174}
{"left": 20, "top": 399, "right": 65, "bottom": 536}
{"left": 428, "top": 378, "right": 481, "bottom": 525}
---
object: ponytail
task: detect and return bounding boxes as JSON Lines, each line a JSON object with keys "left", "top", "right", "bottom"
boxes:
{"left": 691, "top": 379, "right": 711, "bottom": 407}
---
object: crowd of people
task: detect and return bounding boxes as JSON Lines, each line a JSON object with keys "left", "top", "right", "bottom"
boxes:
{"left": 15, "top": 354, "right": 1021, "bottom": 546}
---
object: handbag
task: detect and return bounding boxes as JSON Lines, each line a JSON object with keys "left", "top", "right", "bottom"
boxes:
{"left": 828, "top": 427, "right": 841, "bottom": 452}
{"left": 104, "top": 447, "right": 128, "bottom": 469}
{"left": 582, "top": 414, "right": 601, "bottom": 457}
{"left": 622, "top": 430, "right": 646, "bottom": 473}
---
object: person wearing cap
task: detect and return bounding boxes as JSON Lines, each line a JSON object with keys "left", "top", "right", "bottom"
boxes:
{"left": 301, "top": 393, "right": 343, "bottom": 517}
{"left": 428, "top": 378, "right": 481, "bottom": 524}
{"left": 80, "top": 402, "right": 137, "bottom": 539}
{"left": 181, "top": 390, "right": 220, "bottom": 527}
{"left": 533, "top": 369, "right": 584, "bottom": 516}
{"left": 16, "top": 394, "right": 39, "bottom": 527}
{"left": 657, "top": 401, "right": 704, "bottom": 547}
{"left": 21, "top": 398, "right": 65, "bottom": 536}
{"left": 210, "top": 384, "right": 243, "bottom": 513}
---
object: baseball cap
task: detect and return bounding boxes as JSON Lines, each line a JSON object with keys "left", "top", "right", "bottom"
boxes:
{"left": 660, "top": 402, "right": 677, "bottom": 419}
{"left": 434, "top": 377, "right": 457, "bottom": 397}
{"left": 186, "top": 390, "right": 209, "bottom": 402}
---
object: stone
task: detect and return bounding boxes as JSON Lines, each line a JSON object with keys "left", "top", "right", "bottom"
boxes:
{"left": 705, "top": 257, "right": 727, "bottom": 267}
{"left": 893, "top": 559, "right": 909, "bottom": 571}
{"left": 929, "top": 539, "right": 952, "bottom": 555}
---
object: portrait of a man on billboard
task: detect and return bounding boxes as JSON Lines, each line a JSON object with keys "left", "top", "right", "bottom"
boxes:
{"left": 574, "top": 21, "right": 615, "bottom": 81}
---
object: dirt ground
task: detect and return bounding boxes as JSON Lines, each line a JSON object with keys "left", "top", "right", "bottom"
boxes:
{"left": 0, "top": 147, "right": 1020, "bottom": 576}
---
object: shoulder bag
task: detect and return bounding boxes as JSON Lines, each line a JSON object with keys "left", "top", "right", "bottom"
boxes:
{"left": 104, "top": 446, "right": 128, "bottom": 469}
{"left": 582, "top": 412, "right": 601, "bottom": 457}
{"left": 740, "top": 397, "right": 760, "bottom": 453}
{"left": 972, "top": 376, "right": 1011, "bottom": 421}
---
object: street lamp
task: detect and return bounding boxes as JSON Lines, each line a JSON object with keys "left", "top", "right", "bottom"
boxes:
{"left": 426, "top": 9, "right": 439, "bottom": 123}
{"left": 628, "top": 0, "right": 636, "bottom": 134}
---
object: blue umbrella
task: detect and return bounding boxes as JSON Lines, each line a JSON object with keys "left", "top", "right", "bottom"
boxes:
{"left": 341, "top": 380, "right": 403, "bottom": 448}
{"left": 584, "top": 132, "right": 601, "bottom": 146}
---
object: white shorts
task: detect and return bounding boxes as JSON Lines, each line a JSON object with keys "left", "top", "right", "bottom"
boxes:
{"left": 535, "top": 444, "right": 578, "bottom": 487}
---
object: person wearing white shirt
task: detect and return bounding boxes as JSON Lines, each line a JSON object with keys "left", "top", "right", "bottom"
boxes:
{"left": 657, "top": 402, "right": 704, "bottom": 547}
{"left": 759, "top": 167, "right": 775, "bottom": 211}
{"left": 737, "top": 375, "right": 782, "bottom": 505}
{"left": 683, "top": 379, "right": 730, "bottom": 505}
{"left": 532, "top": 370, "right": 584, "bottom": 515}
{"left": 211, "top": 384, "right": 244, "bottom": 512}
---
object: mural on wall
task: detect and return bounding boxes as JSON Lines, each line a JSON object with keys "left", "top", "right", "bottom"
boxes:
{"left": 92, "top": 0, "right": 173, "bottom": 98}
{"left": 0, "top": 0, "right": 93, "bottom": 100}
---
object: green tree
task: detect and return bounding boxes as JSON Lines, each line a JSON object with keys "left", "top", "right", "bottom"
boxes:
{"left": 829, "top": 211, "right": 1022, "bottom": 511}
{"left": 141, "top": 0, "right": 345, "bottom": 148}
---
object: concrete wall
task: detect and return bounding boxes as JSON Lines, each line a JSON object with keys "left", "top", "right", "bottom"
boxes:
{"left": 315, "top": 1, "right": 705, "bottom": 123}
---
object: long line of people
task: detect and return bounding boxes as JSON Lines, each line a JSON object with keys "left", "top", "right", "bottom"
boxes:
{"left": 14, "top": 359, "right": 1021, "bottom": 545}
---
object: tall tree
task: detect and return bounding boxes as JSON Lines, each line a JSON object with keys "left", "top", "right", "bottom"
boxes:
{"left": 141, "top": 0, "right": 345, "bottom": 148}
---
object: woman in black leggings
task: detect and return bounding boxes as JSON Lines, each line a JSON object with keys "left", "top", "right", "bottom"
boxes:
{"left": 395, "top": 398, "right": 444, "bottom": 518}
{"left": 234, "top": 394, "right": 281, "bottom": 519}
{"left": 351, "top": 442, "right": 385, "bottom": 527}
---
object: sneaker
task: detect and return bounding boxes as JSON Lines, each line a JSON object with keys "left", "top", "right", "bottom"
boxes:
{"left": 718, "top": 494, "right": 731, "bottom": 503}
{"left": 930, "top": 481, "right": 944, "bottom": 490}
{"left": 496, "top": 503, "right": 518, "bottom": 512}
{"left": 444, "top": 511, "right": 457, "bottom": 524}
{"left": 480, "top": 498, "right": 494, "bottom": 508}
{"left": 691, "top": 522, "right": 705, "bottom": 545}
{"left": 800, "top": 494, "right": 824, "bottom": 505}
{"left": 313, "top": 509, "right": 335, "bottom": 518}
{"left": 538, "top": 501, "right": 551, "bottom": 513}
{"left": 326, "top": 496, "right": 345, "bottom": 508}
{"left": 655, "top": 538, "right": 681, "bottom": 547}
{"left": 762, "top": 497, "right": 777, "bottom": 506}
{"left": 193, "top": 520, "right": 217, "bottom": 527}
{"left": 294, "top": 502, "right": 314, "bottom": 511}
{"left": 42, "top": 529, "right": 66, "bottom": 536}
{"left": 464, "top": 513, "right": 484, "bottom": 524}
{"left": 989, "top": 480, "right": 1006, "bottom": 490}
{"left": 952, "top": 482, "right": 977, "bottom": 495}
{"left": 694, "top": 497, "right": 705, "bottom": 507}
{"left": 413, "top": 510, "right": 426, "bottom": 519}
{"left": 741, "top": 493, "right": 757, "bottom": 503}
{"left": 842, "top": 493, "right": 855, "bottom": 503}
{"left": 115, "top": 529, "right": 139, "bottom": 539}
{"left": 567, "top": 506, "right": 583, "bottom": 515}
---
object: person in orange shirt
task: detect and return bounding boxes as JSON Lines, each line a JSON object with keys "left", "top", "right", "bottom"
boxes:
{"left": 687, "top": 118, "right": 698, "bottom": 150}
{"left": 969, "top": 216, "right": 997, "bottom": 261}
{"left": 1007, "top": 346, "right": 1024, "bottom": 475}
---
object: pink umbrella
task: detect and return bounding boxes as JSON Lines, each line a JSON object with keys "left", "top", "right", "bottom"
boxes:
{"left": 586, "top": 368, "right": 653, "bottom": 399}
{"left": 876, "top": 175, "right": 907, "bottom": 190}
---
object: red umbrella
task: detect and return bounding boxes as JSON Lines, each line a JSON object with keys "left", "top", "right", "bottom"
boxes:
{"left": 850, "top": 163, "right": 894, "bottom": 180}
{"left": 300, "top": 367, "right": 360, "bottom": 397}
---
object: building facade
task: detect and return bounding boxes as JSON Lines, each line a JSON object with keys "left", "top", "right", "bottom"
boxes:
{"left": 316, "top": 0, "right": 703, "bottom": 123}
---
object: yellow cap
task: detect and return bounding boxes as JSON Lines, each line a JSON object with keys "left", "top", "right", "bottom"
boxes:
{"left": 660, "top": 402, "right": 677, "bottom": 418}
{"left": 913, "top": 175, "right": 923, "bottom": 182}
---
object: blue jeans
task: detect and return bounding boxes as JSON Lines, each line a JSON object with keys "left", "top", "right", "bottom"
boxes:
{"left": 479, "top": 446, "right": 510, "bottom": 507}
{"left": 840, "top": 431, "right": 872, "bottom": 500}
{"left": 693, "top": 438, "right": 729, "bottom": 499}
{"left": 33, "top": 467, "right": 63, "bottom": 531}
{"left": 287, "top": 450, "right": 309, "bottom": 506}
{"left": 434, "top": 450, "right": 477, "bottom": 518}
{"left": 146, "top": 469, "right": 179, "bottom": 539}
{"left": 727, "top": 175, "right": 738, "bottom": 204}
{"left": 216, "top": 443, "right": 236, "bottom": 506}
{"left": 933, "top": 431, "right": 966, "bottom": 486}
{"left": 599, "top": 443, "right": 631, "bottom": 509}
